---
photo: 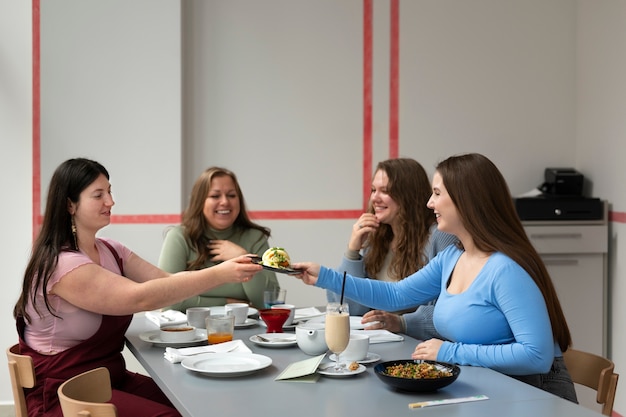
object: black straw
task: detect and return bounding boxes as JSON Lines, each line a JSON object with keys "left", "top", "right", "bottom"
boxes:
{"left": 340, "top": 271, "right": 347, "bottom": 304}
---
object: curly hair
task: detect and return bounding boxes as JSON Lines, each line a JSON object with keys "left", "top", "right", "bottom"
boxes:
{"left": 363, "top": 158, "right": 436, "bottom": 280}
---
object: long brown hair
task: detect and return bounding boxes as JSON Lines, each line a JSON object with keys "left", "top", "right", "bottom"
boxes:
{"left": 364, "top": 158, "right": 436, "bottom": 280}
{"left": 436, "top": 153, "right": 571, "bottom": 352}
{"left": 182, "top": 167, "right": 270, "bottom": 270}
{"left": 14, "top": 158, "right": 110, "bottom": 323}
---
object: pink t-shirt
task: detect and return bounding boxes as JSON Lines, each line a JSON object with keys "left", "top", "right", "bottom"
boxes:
{"left": 24, "top": 238, "right": 133, "bottom": 354}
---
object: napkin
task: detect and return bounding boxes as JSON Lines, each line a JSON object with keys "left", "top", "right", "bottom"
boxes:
{"left": 294, "top": 307, "right": 324, "bottom": 322}
{"left": 146, "top": 310, "right": 188, "bottom": 328}
{"left": 352, "top": 329, "right": 404, "bottom": 344}
{"left": 164, "top": 339, "right": 251, "bottom": 363}
{"left": 275, "top": 354, "right": 325, "bottom": 383}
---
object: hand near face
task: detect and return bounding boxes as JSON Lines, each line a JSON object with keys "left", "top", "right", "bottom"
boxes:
{"left": 208, "top": 240, "right": 247, "bottom": 262}
{"left": 348, "top": 213, "right": 380, "bottom": 252}
{"left": 411, "top": 338, "right": 444, "bottom": 361}
{"left": 290, "top": 262, "right": 321, "bottom": 286}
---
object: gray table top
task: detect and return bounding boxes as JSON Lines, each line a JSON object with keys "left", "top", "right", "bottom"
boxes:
{"left": 125, "top": 313, "right": 603, "bottom": 417}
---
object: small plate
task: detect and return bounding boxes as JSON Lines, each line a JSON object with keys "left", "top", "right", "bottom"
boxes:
{"left": 139, "top": 330, "right": 207, "bottom": 348}
{"left": 317, "top": 362, "right": 367, "bottom": 377}
{"left": 210, "top": 306, "right": 258, "bottom": 317}
{"left": 249, "top": 333, "right": 297, "bottom": 347}
{"left": 329, "top": 352, "right": 381, "bottom": 364}
{"left": 248, "top": 256, "right": 301, "bottom": 275}
{"left": 307, "top": 315, "right": 369, "bottom": 330}
{"left": 181, "top": 353, "right": 272, "bottom": 377}
{"left": 235, "top": 318, "right": 258, "bottom": 329}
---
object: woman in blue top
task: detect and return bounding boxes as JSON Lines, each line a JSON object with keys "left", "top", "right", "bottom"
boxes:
{"left": 294, "top": 153, "right": 577, "bottom": 402}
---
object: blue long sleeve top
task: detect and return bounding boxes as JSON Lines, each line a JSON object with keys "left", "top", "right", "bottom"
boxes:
{"left": 327, "top": 225, "right": 457, "bottom": 315}
{"left": 316, "top": 245, "right": 560, "bottom": 375}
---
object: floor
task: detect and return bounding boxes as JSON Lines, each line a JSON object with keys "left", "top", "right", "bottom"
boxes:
{"left": 0, "top": 405, "right": 14, "bottom": 417}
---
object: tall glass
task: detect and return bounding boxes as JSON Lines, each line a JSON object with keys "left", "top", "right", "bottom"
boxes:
{"left": 325, "top": 302, "right": 350, "bottom": 372}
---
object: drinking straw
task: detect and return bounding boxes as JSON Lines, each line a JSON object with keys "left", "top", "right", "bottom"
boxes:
{"left": 340, "top": 271, "right": 347, "bottom": 304}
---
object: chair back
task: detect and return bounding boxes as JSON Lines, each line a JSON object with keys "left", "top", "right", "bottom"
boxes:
{"left": 6, "top": 344, "right": 36, "bottom": 417}
{"left": 563, "top": 348, "right": 619, "bottom": 416}
{"left": 57, "top": 367, "right": 117, "bottom": 417}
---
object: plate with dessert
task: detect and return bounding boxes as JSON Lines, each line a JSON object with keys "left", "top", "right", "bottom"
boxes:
{"left": 249, "top": 247, "right": 301, "bottom": 275}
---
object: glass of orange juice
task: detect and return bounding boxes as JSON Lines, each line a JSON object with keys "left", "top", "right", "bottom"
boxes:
{"left": 206, "top": 315, "right": 235, "bottom": 344}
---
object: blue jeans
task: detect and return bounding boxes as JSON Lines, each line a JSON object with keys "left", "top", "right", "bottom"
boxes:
{"left": 508, "top": 356, "right": 578, "bottom": 403}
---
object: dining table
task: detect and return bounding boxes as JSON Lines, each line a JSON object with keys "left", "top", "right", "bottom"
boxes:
{"left": 124, "top": 312, "right": 604, "bottom": 417}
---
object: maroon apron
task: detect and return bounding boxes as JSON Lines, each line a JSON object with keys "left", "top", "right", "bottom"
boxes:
{"left": 17, "top": 313, "right": 132, "bottom": 417}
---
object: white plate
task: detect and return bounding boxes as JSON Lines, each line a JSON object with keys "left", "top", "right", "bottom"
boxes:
{"left": 249, "top": 333, "right": 297, "bottom": 347}
{"left": 139, "top": 330, "right": 207, "bottom": 348}
{"left": 307, "top": 315, "right": 370, "bottom": 330}
{"left": 235, "top": 318, "right": 258, "bottom": 329}
{"left": 210, "top": 306, "right": 258, "bottom": 317}
{"left": 329, "top": 352, "right": 381, "bottom": 364}
{"left": 181, "top": 353, "right": 272, "bottom": 377}
{"left": 317, "top": 362, "right": 367, "bottom": 377}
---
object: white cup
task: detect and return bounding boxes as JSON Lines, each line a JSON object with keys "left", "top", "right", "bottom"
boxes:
{"left": 225, "top": 303, "right": 249, "bottom": 325}
{"left": 271, "top": 304, "right": 295, "bottom": 326}
{"left": 186, "top": 307, "right": 212, "bottom": 329}
{"left": 342, "top": 333, "right": 370, "bottom": 361}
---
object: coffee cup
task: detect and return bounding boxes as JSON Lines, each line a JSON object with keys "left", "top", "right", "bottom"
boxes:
{"left": 186, "top": 307, "right": 212, "bottom": 329}
{"left": 295, "top": 322, "right": 328, "bottom": 355}
{"left": 271, "top": 304, "right": 295, "bottom": 326}
{"left": 342, "top": 333, "right": 370, "bottom": 361}
{"left": 225, "top": 303, "right": 249, "bottom": 325}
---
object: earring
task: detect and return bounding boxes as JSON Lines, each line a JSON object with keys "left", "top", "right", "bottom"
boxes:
{"left": 71, "top": 216, "right": 78, "bottom": 250}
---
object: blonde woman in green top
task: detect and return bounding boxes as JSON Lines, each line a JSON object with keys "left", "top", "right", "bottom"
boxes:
{"left": 158, "top": 167, "right": 280, "bottom": 311}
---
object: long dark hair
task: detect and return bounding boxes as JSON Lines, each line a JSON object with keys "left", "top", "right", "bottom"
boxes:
{"left": 182, "top": 167, "right": 270, "bottom": 270}
{"left": 14, "top": 158, "right": 109, "bottom": 323}
{"left": 436, "top": 153, "right": 571, "bottom": 352}
{"left": 364, "top": 158, "right": 436, "bottom": 280}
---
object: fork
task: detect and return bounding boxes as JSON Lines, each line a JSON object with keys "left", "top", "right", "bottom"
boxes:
{"left": 255, "top": 335, "right": 295, "bottom": 343}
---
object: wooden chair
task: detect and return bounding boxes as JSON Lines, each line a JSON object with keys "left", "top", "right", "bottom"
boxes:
{"left": 563, "top": 348, "right": 619, "bottom": 416}
{"left": 6, "top": 344, "right": 36, "bottom": 417}
{"left": 57, "top": 367, "right": 117, "bottom": 417}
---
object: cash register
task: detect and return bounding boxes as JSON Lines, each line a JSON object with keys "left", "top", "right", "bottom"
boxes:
{"left": 514, "top": 168, "right": 603, "bottom": 221}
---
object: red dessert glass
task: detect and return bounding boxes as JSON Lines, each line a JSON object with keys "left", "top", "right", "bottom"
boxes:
{"left": 259, "top": 308, "right": 290, "bottom": 333}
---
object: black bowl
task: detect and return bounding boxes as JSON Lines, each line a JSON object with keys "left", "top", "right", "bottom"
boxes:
{"left": 374, "top": 360, "right": 460, "bottom": 392}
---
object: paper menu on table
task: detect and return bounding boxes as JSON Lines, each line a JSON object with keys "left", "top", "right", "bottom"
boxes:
{"left": 275, "top": 354, "right": 326, "bottom": 383}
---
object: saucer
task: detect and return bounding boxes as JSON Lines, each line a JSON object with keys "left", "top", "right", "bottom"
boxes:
{"left": 317, "top": 362, "right": 366, "bottom": 377}
{"left": 249, "top": 333, "right": 297, "bottom": 348}
{"left": 329, "top": 352, "right": 381, "bottom": 364}
{"left": 139, "top": 330, "right": 207, "bottom": 348}
{"left": 235, "top": 318, "right": 258, "bottom": 329}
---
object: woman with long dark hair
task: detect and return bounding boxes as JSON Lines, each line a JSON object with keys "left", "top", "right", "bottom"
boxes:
{"left": 14, "top": 158, "right": 261, "bottom": 417}
{"left": 294, "top": 153, "right": 577, "bottom": 402}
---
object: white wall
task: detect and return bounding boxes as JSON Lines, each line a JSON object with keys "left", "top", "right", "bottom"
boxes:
{"left": 576, "top": 1, "right": 626, "bottom": 412}
{"left": 0, "top": 0, "right": 34, "bottom": 407}
{"left": 1, "top": 0, "right": 624, "bottom": 414}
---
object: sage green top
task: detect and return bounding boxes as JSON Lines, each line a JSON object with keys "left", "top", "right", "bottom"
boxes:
{"left": 158, "top": 225, "right": 280, "bottom": 311}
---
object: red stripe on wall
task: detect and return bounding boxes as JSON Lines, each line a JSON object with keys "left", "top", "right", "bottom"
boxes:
{"left": 32, "top": 0, "right": 41, "bottom": 241}
{"left": 610, "top": 211, "right": 626, "bottom": 223}
{"left": 362, "top": 0, "right": 373, "bottom": 211}
{"left": 389, "top": 0, "right": 399, "bottom": 159}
